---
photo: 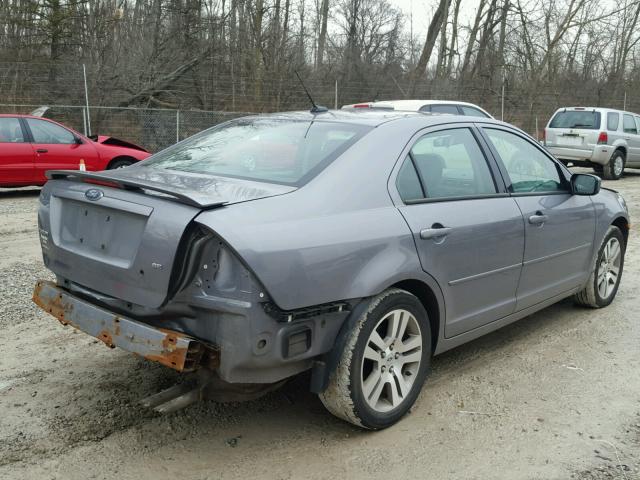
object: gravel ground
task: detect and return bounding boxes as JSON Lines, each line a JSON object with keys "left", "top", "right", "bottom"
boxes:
{"left": 0, "top": 175, "right": 639, "bottom": 480}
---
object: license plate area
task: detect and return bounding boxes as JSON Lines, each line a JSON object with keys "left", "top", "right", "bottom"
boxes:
{"left": 51, "top": 197, "right": 149, "bottom": 268}
{"left": 558, "top": 135, "right": 583, "bottom": 146}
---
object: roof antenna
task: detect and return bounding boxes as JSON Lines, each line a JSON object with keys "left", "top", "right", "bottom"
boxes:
{"left": 295, "top": 71, "right": 328, "bottom": 114}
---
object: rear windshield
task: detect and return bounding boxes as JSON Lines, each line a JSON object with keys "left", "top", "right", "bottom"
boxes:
{"left": 549, "top": 111, "right": 601, "bottom": 129}
{"left": 142, "top": 118, "right": 371, "bottom": 186}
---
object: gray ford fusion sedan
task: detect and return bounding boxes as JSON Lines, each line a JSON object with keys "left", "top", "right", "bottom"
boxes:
{"left": 34, "top": 110, "right": 629, "bottom": 429}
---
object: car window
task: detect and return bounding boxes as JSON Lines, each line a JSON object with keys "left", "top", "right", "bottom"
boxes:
{"left": 405, "top": 128, "right": 496, "bottom": 200}
{"left": 143, "top": 118, "right": 371, "bottom": 186}
{"left": 460, "top": 106, "right": 489, "bottom": 118}
{"left": 635, "top": 117, "right": 640, "bottom": 134}
{"left": 396, "top": 157, "right": 424, "bottom": 202}
{"left": 484, "top": 128, "right": 567, "bottom": 193}
{"left": 430, "top": 105, "right": 460, "bottom": 115}
{"left": 549, "top": 111, "right": 600, "bottom": 129}
{"left": 623, "top": 114, "right": 637, "bottom": 134}
{"left": 607, "top": 112, "right": 620, "bottom": 131}
{"left": 26, "top": 118, "right": 76, "bottom": 144}
{"left": 0, "top": 118, "right": 25, "bottom": 143}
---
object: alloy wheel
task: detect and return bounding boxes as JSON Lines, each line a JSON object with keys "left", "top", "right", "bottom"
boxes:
{"left": 613, "top": 156, "right": 624, "bottom": 177}
{"left": 360, "top": 309, "right": 422, "bottom": 413}
{"left": 597, "top": 237, "right": 622, "bottom": 299}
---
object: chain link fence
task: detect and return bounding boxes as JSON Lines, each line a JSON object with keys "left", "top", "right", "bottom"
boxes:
{"left": 0, "top": 104, "right": 252, "bottom": 152}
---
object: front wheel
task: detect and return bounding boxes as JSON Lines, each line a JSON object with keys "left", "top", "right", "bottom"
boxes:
{"left": 319, "top": 289, "right": 431, "bottom": 429}
{"left": 602, "top": 151, "right": 625, "bottom": 180}
{"left": 107, "top": 158, "right": 135, "bottom": 169}
{"left": 574, "top": 226, "right": 625, "bottom": 308}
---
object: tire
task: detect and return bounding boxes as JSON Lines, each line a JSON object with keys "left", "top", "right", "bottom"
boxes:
{"left": 107, "top": 158, "right": 134, "bottom": 169}
{"left": 319, "top": 288, "right": 431, "bottom": 429}
{"left": 602, "top": 150, "right": 625, "bottom": 180}
{"left": 574, "top": 226, "right": 625, "bottom": 308}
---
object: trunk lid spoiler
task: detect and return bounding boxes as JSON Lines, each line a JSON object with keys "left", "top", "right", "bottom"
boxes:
{"left": 46, "top": 167, "right": 296, "bottom": 208}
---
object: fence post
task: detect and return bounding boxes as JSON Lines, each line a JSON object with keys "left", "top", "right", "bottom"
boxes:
{"left": 176, "top": 110, "right": 180, "bottom": 143}
{"left": 335, "top": 80, "right": 338, "bottom": 109}
{"left": 82, "top": 64, "right": 92, "bottom": 136}
{"left": 501, "top": 71, "right": 505, "bottom": 122}
{"left": 82, "top": 107, "right": 88, "bottom": 136}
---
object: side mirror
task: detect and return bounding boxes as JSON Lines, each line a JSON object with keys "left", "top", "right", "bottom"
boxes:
{"left": 571, "top": 173, "right": 601, "bottom": 196}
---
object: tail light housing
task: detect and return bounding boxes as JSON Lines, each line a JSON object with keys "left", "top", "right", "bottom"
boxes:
{"left": 597, "top": 131, "right": 608, "bottom": 145}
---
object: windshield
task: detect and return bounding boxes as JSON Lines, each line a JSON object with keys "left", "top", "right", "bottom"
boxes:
{"left": 549, "top": 111, "right": 601, "bottom": 129}
{"left": 142, "top": 118, "right": 371, "bottom": 185}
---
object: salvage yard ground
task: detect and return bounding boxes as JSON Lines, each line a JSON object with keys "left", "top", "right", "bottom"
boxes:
{"left": 0, "top": 172, "right": 639, "bottom": 480}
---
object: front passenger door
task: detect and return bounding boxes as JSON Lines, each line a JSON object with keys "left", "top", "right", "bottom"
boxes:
{"left": 394, "top": 126, "right": 525, "bottom": 337}
{"left": 481, "top": 127, "right": 596, "bottom": 311}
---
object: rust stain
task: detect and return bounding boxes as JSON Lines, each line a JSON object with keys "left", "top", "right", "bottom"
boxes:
{"left": 145, "top": 347, "right": 189, "bottom": 371}
{"left": 97, "top": 330, "right": 115, "bottom": 348}
{"left": 32, "top": 281, "right": 75, "bottom": 327}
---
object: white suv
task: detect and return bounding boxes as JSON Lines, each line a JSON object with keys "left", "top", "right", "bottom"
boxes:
{"left": 545, "top": 107, "right": 640, "bottom": 180}
{"left": 341, "top": 100, "right": 493, "bottom": 118}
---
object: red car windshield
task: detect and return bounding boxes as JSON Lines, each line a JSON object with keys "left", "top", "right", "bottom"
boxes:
{"left": 142, "top": 118, "right": 371, "bottom": 185}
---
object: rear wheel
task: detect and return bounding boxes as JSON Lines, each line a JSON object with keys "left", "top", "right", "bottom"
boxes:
{"left": 319, "top": 289, "right": 431, "bottom": 429}
{"left": 574, "top": 226, "right": 625, "bottom": 308}
{"left": 601, "top": 151, "right": 625, "bottom": 180}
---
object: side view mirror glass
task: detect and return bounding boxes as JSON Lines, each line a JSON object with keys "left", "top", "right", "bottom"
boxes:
{"left": 571, "top": 173, "right": 601, "bottom": 196}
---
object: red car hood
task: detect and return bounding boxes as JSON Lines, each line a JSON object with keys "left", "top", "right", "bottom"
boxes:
{"left": 93, "top": 135, "right": 148, "bottom": 153}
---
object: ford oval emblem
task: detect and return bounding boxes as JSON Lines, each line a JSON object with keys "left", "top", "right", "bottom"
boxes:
{"left": 85, "top": 188, "right": 103, "bottom": 201}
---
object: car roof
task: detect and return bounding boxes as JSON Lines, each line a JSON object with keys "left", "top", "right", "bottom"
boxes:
{"left": 554, "top": 106, "right": 640, "bottom": 114}
{"left": 239, "top": 110, "right": 512, "bottom": 132}
{"left": 239, "top": 109, "right": 425, "bottom": 127}
{"left": 371, "top": 99, "right": 485, "bottom": 109}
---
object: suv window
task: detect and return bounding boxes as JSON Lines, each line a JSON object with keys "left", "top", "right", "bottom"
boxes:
{"left": 429, "top": 105, "right": 460, "bottom": 115}
{"left": 484, "top": 128, "right": 567, "bottom": 193}
{"left": 397, "top": 128, "right": 496, "bottom": 201}
{"left": 607, "top": 112, "right": 620, "bottom": 131}
{"left": 26, "top": 118, "right": 76, "bottom": 144}
{"left": 549, "top": 111, "right": 600, "bottom": 129}
{"left": 0, "top": 118, "right": 25, "bottom": 143}
{"left": 460, "top": 106, "right": 489, "bottom": 118}
{"left": 623, "top": 114, "right": 637, "bottom": 134}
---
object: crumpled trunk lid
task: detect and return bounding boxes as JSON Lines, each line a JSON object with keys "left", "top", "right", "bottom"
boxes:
{"left": 39, "top": 168, "right": 295, "bottom": 308}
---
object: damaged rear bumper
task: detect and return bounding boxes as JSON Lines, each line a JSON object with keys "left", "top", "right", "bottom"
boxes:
{"left": 33, "top": 280, "right": 215, "bottom": 372}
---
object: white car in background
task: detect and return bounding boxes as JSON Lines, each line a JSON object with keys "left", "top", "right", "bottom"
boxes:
{"left": 341, "top": 99, "right": 493, "bottom": 118}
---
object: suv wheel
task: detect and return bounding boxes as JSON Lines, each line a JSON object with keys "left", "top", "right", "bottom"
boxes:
{"left": 319, "top": 289, "right": 431, "bottom": 429}
{"left": 574, "top": 226, "right": 625, "bottom": 308}
{"left": 602, "top": 151, "right": 625, "bottom": 180}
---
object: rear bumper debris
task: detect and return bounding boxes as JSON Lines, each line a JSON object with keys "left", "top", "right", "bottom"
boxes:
{"left": 33, "top": 280, "right": 213, "bottom": 372}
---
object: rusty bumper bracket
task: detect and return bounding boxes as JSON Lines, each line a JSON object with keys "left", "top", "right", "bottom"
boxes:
{"left": 33, "top": 280, "right": 206, "bottom": 372}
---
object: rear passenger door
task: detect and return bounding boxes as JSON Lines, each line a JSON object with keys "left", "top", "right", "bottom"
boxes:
{"left": 0, "top": 117, "right": 35, "bottom": 185}
{"left": 622, "top": 114, "right": 640, "bottom": 162}
{"left": 480, "top": 126, "right": 596, "bottom": 311}
{"left": 393, "top": 125, "right": 525, "bottom": 337}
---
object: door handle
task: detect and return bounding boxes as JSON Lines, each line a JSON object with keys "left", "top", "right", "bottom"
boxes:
{"left": 36, "top": 148, "right": 48, "bottom": 153}
{"left": 528, "top": 212, "right": 548, "bottom": 225}
{"left": 420, "top": 226, "right": 453, "bottom": 240}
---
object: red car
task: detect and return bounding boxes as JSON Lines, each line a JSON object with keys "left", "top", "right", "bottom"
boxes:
{"left": 0, "top": 114, "right": 151, "bottom": 188}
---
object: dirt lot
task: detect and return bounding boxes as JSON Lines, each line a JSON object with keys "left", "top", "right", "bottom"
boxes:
{"left": 0, "top": 174, "right": 639, "bottom": 480}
